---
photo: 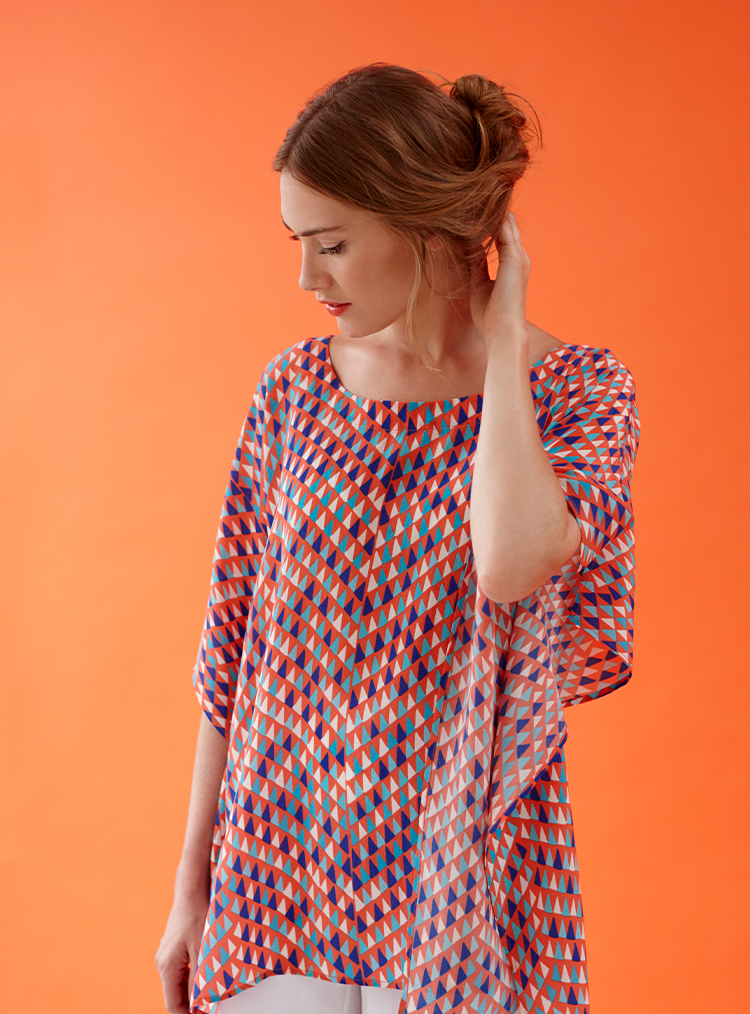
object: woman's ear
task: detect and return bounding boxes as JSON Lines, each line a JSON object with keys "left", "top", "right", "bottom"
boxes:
{"left": 424, "top": 230, "right": 446, "bottom": 254}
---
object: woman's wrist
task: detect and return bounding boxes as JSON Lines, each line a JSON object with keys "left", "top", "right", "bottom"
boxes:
{"left": 173, "top": 880, "right": 210, "bottom": 910}
{"left": 483, "top": 323, "right": 529, "bottom": 358}
{"left": 174, "top": 852, "right": 211, "bottom": 903}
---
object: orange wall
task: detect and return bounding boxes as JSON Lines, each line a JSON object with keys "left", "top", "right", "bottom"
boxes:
{"left": 1, "top": 2, "right": 747, "bottom": 1011}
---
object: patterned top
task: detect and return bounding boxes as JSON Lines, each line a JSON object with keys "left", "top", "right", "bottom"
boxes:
{"left": 191, "top": 335, "right": 639, "bottom": 1014}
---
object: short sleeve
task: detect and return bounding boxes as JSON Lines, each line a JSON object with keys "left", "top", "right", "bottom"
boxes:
{"left": 192, "top": 360, "right": 288, "bottom": 736}
{"left": 535, "top": 347, "right": 640, "bottom": 704}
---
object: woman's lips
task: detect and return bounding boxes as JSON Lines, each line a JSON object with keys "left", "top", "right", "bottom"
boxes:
{"left": 322, "top": 302, "right": 351, "bottom": 316}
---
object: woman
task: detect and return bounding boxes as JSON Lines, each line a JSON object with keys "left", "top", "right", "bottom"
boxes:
{"left": 156, "top": 63, "right": 639, "bottom": 1014}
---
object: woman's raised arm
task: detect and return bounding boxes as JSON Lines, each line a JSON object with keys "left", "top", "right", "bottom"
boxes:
{"left": 155, "top": 713, "right": 229, "bottom": 1014}
{"left": 469, "top": 214, "right": 581, "bottom": 603}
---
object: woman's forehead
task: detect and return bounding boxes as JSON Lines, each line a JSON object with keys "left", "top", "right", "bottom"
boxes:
{"left": 280, "top": 173, "right": 367, "bottom": 231}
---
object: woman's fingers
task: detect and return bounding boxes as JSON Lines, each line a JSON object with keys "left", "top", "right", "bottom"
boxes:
{"left": 470, "top": 213, "right": 530, "bottom": 339}
{"left": 158, "top": 955, "right": 191, "bottom": 1013}
{"left": 156, "top": 891, "right": 210, "bottom": 1012}
{"left": 497, "top": 213, "right": 527, "bottom": 262}
{"left": 156, "top": 935, "right": 192, "bottom": 1013}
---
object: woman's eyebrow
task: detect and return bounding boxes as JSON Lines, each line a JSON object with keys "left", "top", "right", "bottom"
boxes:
{"left": 282, "top": 218, "right": 344, "bottom": 238}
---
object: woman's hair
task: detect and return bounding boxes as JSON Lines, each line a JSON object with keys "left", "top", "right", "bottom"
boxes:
{"left": 273, "top": 62, "right": 540, "bottom": 370}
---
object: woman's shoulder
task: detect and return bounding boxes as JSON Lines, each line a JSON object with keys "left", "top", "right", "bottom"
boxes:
{"left": 530, "top": 335, "right": 635, "bottom": 392}
{"left": 260, "top": 334, "right": 328, "bottom": 376}
{"left": 528, "top": 322, "right": 626, "bottom": 370}
{"left": 528, "top": 329, "right": 637, "bottom": 426}
{"left": 251, "top": 336, "right": 331, "bottom": 398}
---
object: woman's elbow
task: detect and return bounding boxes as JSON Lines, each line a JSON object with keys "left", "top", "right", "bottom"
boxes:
{"left": 477, "top": 541, "right": 581, "bottom": 603}
{"left": 476, "top": 568, "right": 543, "bottom": 604}
{"left": 476, "top": 518, "right": 582, "bottom": 603}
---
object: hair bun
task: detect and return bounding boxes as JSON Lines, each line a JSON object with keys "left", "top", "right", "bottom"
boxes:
{"left": 448, "top": 72, "right": 536, "bottom": 178}
{"left": 449, "top": 73, "right": 499, "bottom": 112}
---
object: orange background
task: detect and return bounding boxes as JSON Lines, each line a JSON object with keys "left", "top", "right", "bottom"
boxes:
{"left": 1, "top": 2, "right": 747, "bottom": 1011}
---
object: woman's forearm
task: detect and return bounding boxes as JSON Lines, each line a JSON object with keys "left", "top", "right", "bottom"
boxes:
{"left": 156, "top": 714, "right": 228, "bottom": 1013}
{"left": 174, "top": 713, "right": 229, "bottom": 900}
{"left": 470, "top": 331, "right": 580, "bottom": 603}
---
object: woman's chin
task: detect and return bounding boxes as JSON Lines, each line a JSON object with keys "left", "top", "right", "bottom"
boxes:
{"left": 336, "top": 318, "right": 383, "bottom": 339}
{"left": 333, "top": 312, "right": 398, "bottom": 341}
{"left": 335, "top": 320, "right": 360, "bottom": 338}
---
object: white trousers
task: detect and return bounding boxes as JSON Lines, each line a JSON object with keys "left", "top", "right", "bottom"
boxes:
{"left": 215, "top": 974, "right": 403, "bottom": 1014}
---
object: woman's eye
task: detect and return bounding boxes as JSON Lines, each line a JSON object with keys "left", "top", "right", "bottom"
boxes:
{"left": 320, "top": 242, "right": 344, "bottom": 255}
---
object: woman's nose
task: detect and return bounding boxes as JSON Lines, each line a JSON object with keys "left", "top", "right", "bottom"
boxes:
{"left": 298, "top": 251, "right": 330, "bottom": 293}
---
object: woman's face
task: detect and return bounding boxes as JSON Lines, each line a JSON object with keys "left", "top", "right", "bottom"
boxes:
{"left": 280, "top": 171, "right": 419, "bottom": 338}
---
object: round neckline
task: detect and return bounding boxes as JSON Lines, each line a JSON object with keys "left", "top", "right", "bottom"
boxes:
{"left": 320, "top": 334, "right": 571, "bottom": 409}
{"left": 321, "top": 335, "right": 483, "bottom": 411}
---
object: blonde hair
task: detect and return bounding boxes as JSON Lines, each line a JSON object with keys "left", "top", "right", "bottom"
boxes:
{"left": 272, "top": 63, "right": 540, "bottom": 370}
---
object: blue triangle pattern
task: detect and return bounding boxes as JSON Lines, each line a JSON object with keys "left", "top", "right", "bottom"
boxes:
{"left": 190, "top": 336, "right": 639, "bottom": 1012}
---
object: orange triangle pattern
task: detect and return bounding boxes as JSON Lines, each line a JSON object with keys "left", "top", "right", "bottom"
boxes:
{"left": 190, "top": 336, "right": 639, "bottom": 1013}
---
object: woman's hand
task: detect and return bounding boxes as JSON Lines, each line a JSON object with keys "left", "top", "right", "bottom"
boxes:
{"left": 155, "top": 889, "right": 210, "bottom": 1013}
{"left": 155, "top": 714, "right": 228, "bottom": 1012}
{"left": 469, "top": 212, "right": 530, "bottom": 344}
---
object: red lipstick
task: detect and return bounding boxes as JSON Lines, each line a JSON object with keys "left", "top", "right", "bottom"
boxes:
{"left": 321, "top": 302, "right": 351, "bottom": 316}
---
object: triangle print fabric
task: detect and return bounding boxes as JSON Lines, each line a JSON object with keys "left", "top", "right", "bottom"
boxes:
{"left": 191, "top": 336, "right": 639, "bottom": 1014}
